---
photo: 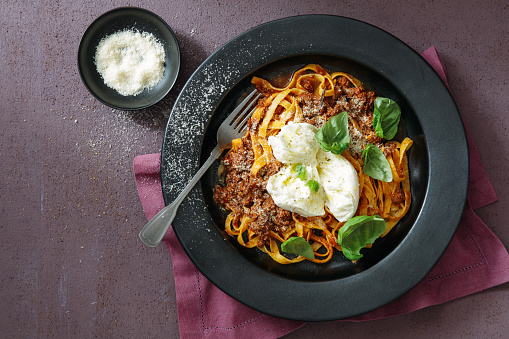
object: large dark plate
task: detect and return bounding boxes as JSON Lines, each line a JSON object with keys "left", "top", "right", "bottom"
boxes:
{"left": 78, "top": 7, "right": 180, "bottom": 110}
{"left": 161, "top": 15, "right": 468, "bottom": 321}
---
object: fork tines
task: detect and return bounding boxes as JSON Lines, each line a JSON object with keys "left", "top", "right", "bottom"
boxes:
{"left": 229, "top": 89, "right": 261, "bottom": 131}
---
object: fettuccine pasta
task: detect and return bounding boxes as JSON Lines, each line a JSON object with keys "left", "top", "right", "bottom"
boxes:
{"left": 213, "top": 64, "right": 412, "bottom": 264}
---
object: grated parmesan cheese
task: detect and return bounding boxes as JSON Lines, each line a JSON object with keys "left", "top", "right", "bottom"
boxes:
{"left": 348, "top": 125, "right": 367, "bottom": 155}
{"left": 94, "top": 30, "right": 165, "bottom": 96}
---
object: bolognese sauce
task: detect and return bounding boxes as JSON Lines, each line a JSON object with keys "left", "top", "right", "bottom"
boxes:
{"left": 213, "top": 64, "right": 412, "bottom": 264}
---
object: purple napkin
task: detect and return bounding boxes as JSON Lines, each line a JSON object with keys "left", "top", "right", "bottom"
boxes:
{"left": 133, "top": 47, "right": 509, "bottom": 338}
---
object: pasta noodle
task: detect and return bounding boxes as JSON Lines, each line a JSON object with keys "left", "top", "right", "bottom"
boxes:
{"left": 213, "top": 64, "right": 412, "bottom": 264}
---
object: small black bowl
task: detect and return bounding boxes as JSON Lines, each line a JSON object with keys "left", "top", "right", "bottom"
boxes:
{"left": 77, "top": 7, "right": 180, "bottom": 110}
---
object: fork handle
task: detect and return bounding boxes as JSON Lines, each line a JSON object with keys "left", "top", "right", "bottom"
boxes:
{"left": 139, "top": 145, "right": 223, "bottom": 247}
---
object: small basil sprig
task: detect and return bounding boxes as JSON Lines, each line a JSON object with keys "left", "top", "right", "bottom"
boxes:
{"left": 292, "top": 164, "right": 307, "bottom": 181}
{"left": 362, "top": 144, "right": 393, "bottom": 182}
{"left": 281, "top": 237, "right": 315, "bottom": 259}
{"left": 291, "top": 165, "right": 320, "bottom": 194}
{"left": 305, "top": 180, "right": 320, "bottom": 193}
{"left": 373, "top": 97, "right": 401, "bottom": 140}
{"left": 314, "top": 112, "right": 350, "bottom": 155}
{"left": 337, "top": 215, "right": 386, "bottom": 260}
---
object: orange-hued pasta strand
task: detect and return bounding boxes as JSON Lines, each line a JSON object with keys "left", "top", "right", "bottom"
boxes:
{"left": 217, "top": 65, "right": 412, "bottom": 264}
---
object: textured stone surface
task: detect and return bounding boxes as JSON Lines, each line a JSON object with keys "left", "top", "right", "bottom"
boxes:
{"left": 1, "top": 1, "right": 507, "bottom": 338}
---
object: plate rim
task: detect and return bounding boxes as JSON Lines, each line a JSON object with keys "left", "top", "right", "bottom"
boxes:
{"left": 160, "top": 14, "right": 469, "bottom": 321}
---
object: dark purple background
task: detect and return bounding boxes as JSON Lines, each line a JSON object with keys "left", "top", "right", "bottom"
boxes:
{"left": 1, "top": 1, "right": 508, "bottom": 338}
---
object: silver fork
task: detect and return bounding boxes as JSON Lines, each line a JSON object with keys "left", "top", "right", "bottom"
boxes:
{"left": 139, "top": 89, "right": 261, "bottom": 247}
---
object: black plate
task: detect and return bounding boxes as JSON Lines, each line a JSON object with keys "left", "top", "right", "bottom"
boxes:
{"left": 78, "top": 7, "right": 180, "bottom": 110}
{"left": 161, "top": 15, "right": 468, "bottom": 321}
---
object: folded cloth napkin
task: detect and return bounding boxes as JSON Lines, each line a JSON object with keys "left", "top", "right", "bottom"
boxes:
{"left": 133, "top": 47, "right": 509, "bottom": 338}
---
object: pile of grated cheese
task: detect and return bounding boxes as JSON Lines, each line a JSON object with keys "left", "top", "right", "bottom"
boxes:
{"left": 94, "top": 29, "right": 165, "bottom": 96}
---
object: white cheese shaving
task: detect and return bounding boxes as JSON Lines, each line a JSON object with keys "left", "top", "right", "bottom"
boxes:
{"left": 94, "top": 30, "right": 165, "bottom": 96}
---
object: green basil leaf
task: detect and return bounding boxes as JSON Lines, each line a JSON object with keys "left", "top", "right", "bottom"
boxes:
{"left": 292, "top": 164, "right": 307, "bottom": 181}
{"left": 337, "top": 215, "right": 386, "bottom": 260}
{"left": 281, "top": 237, "right": 315, "bottom": 259}
{"left": 314, "top": 112, "right": 350, "bottom": 155}
{"left": 362, "top": 144, "right": 393, "bottom": 182}
{"left": 373, "top": 97, "right": 401, "bottom": 140}
{"left": 305, "top": 179, "right": 320, "bottom": 193}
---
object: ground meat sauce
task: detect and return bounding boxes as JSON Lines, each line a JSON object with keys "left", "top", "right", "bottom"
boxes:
{"left": 298, "top": 73, "right": 388, "bottom": 161}
{"left": 213, "top": 70, "right": 397, "bottom": 246}
{"left": 213, "top": 137, "right": 290, "bottom": 246}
